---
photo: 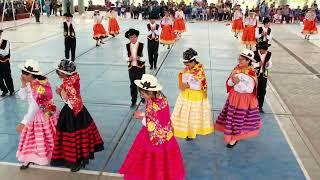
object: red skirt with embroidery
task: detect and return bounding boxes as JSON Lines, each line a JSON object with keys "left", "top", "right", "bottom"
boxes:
{"left": 160, "top": 25, "right": 176, "bottom": 45}
{"left": 302, "top": 19, "right": 318, "bottom": 34}
{"left": 51, "top": 105, "right": 104, "bottom": 167}
{"left": 242, "top": 25, "right": 256, "bottom": 45}
{"left": 93, "top": 23, "right": 108, "bottom": 40}
{"left": 119, "top": 127, "right": 185, "bottom": 180}
{"left": 173, "top": 18, "right": 186, "bottom": 33}
{"left": 109, "top": 18, "right": 120, "bottom": 35}
{"left": 232, "top": 18, "right": 244, "bottom": 32}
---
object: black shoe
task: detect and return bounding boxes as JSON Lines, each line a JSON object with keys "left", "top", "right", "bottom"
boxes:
{"left": 1, "top": 92, "right": 7, "bottom": 97}
{"left": 96, "top": 44, "right": 100, "bottom": 47}
{"left": 186, "top": 136, "right": 193, "bottom": 141}
{"left": 9, "top": 92, "right": 15, "bottom": 96}
{"left": 154, "top": 65, "right": 157, "bottom": 69}
{"left": 141, "top": 98, "right": 145, "bottom": 104}
{"left": 150, "top": 66, "right": 153, "bottom": 70}
{"left": 20, "top": 162, "right": 32, "bottom": 170}
{"left": 112, "top": 34, "right": 115, "bottom": 37}
{"left": 226, "top": 141, "right": 238, "bottom": 148}
{"left": 259, "top": 108, "right": 265, "bottom": 113}
{"left": 70, "top": 164, "right": 81, "bottom": 172}
{"left": 130, "top": 102, "right": 136, "bottom": 108}
{"left": 100, "top": 41, "right": 105, "bottom": 44}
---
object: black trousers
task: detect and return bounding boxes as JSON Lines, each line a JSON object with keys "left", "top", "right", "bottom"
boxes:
{"left": 147, "top": 40, "right": 159, "bottom": 68}
{"left": 257, "top": 75, "right": 267, "bottom": 109}
{"left": 34, "top": 10, "right": 40, "bottom": 22}
{"left": 0, "top": 63, "right": 14, "bottom": 93}
{"left": 65, "top": 37, "right": 76, "bottom": 61}
{"left": 128, "top": 66, "right": 145, "bottom": 104}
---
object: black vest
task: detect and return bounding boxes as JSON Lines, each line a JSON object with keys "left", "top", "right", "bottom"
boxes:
{"left": 147, "top": 23, "right": 160, "bottom": 42}
{"left": 0, "top": 40, "right": 10, "bottom": 61}
{"left": 126, "top": 42, "right": 145, "bottom": 69}
{"left": 64, "top": 22, "right": 76, "bottom": 38}
{"left": 257, "top": 27, "right": 271, "bottom": 43}
{"left": 254, "top": 51, "right": 272, "bottom": 77}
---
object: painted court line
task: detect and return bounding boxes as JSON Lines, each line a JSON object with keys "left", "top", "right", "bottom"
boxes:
{"left": 267, "top": 81, "right": 311, "bottom": 180}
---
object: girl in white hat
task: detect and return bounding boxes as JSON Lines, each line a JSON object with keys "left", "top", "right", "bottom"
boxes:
{"left": 16, "top": 59, "right": 59, "bottom": 169}
{"left": 215, "top": 49, "right": 262, "bottom": 148}
{"left": 171, "top": 48, "right": 213, "bottom": 141}
{"left": 119, "top": 74, "right": 185, "bottom": 180}
{"left": 50, "top": 59, "right": 104, "bottom": 172}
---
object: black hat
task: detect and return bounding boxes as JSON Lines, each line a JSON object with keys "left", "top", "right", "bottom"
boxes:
{"left": 256, "top": 41, "right": 271, "bottom": 50}
{"left": 55, "top": 59, "right": 76, "bottom": 75}
{"left": 263, "top": 17, "right": 270, "bottom": 24}
{"left": 64, "top": 13, "right": 73, "bottom": 18}
{"left": 182, "top": 48, "right": 198, "bottom": 63}
{"left": 125, "top": 29, "right": 140, "bottom": 39}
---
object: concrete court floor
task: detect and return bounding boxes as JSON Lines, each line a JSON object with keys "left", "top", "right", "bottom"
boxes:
{"left": 0, "top": 14, "right": 318, "bottom": 180}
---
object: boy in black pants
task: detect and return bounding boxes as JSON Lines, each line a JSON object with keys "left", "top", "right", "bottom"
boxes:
{"left": 147, "top": 14, "right": 160, "bottom": 70}
{"left": 63, "top": 13, "right": 76, "bottom": 62}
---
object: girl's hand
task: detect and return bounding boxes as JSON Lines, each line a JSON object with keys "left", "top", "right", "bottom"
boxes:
{"left": 55, "top": 87, "right": 62, "bottom": 95}
{"left": 134, "top": 111, "right": 145, "bottom": 120}
{"left": 16, "top": 123, "right": 25, "bottom": 132}
{"left": 20, "top": 75, "right": 27, "bottom": 87}
{"left": 61, "top": 89, "right": 68, "bottom": 101}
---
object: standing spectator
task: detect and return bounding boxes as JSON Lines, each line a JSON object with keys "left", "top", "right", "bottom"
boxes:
{"left": 44, "top": 0, "right": 51, "bottom": 17}
{"left": 282, "top": 5, "right": 290, "bottom": 23}
{"left": 115, "top": 0, "right": 121, "bottom": 17}
{"left": 33, "top": 2, "right": 41, "bottom": 23}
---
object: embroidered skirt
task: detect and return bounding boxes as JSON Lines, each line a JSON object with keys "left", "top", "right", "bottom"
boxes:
{"left": 93, "top": 23, "right": 108, "bottom": 40}
{"left": 16, "top": 111, "right": 58, "bottom": 165}
{"left": 160, "top": 25, "right": 176, "bottom": 45}
{"left": 242, "top": 25, "right": 256, "bottom": 45}
{"left": 302, "top": 19, "right": 318, "bottom": 35}
{"left": 173, "top": 18, "right": 186, "bottom": 33}
{"left": 171, "top": 89, "right": 213, "bottom": 139}
{"left": 215, "top": 89, "right": 262, "bottom": 143}
{"left": 51, "top": 105, "right": 104, "bottom": 167}
{"left": 108, "top": 18, "right": 120, "bottom": 35}
{"left": 232, "top": 18, "right": 244, "bottom": 32}
{"left": 119, "top": 127, "right": 185, "bottom": 180}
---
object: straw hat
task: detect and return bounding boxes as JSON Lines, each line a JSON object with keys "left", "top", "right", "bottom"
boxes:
{"left": 240, "top": 49, "right": 256, "bottom": 62}
{"left": 19, "top": 59, "right": 43, "bottom": 75}
{"left": 134, "top": 74, "right": 163, "bottom": 91}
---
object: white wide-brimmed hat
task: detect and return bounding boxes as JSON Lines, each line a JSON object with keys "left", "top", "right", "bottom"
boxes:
{"left": 19, "top": 59, "right": 43, "bottom": 75}
{"left": 240, "top": 49, "right": 256, "bottom": 62}
{"left": 134, "top": 74, "right": 163, "bottom": 91}
{"left": 54, "top": 59, "right": 76, "bottom": 75}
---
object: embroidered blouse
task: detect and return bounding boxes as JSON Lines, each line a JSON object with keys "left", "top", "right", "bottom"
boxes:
{"left": 178, "top": 63, "right": 208, "bottom": 96}
{"left": 141, "top": 96, "right": 174, "bottom": 146}
{"left": 226, "top": 65, "right": 257, "bottom": 95}
{"left": 60, "top": 73, "right": 83, "bottom": 116}
{"left": 19, "top": 79, "right": 57, "bottom": 124}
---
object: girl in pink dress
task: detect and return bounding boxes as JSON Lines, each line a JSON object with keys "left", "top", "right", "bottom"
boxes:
{"left": 16, "top": 59, "right": 59, "bottom": 169}
{"left": 119, "top": 74, "right": 185, "bottom": 180}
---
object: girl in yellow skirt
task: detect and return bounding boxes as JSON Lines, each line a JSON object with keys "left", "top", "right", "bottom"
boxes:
{"left": 160, "top": 11, "right": 176, "bottom": 49}
{"left": 232, "top": 5, "right": 244, "bottom": 39}
{"left": 242, "top": 12, "right": 257, "bottom": 50}
{"left": 93, "top": 10, "right": 108, "bottom": 47}
{"left": 173, "top": 8, "right": 186, "bottom": 39}
{"left": 171, "top": 48, "right": 213, "bottom": 141}
{"left": 107, "top": 8, "right": 120, "bottom": 37}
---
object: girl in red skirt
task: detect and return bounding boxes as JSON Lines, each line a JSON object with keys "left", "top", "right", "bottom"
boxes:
{"left": 107, "top": 8, "right": 120, "bottom": 37}
{"left": 51, "top": 60, "right": 104, "bottom": 172}
{"left": 93, "top": 10, "right": 108, "bottom": 46}
{"left": 302, "top": 9, "right": 318, "bottom": 40}
{"left": 119, "top": 74, "right": 185, "bottom": 180}
{"left": 242, "top": 12, "right": 257, "bottom": 50}
{"left": 232, "top": 5, "right": 244, "bottom": 39}
{"left": 16, "top": 59, "right": 59, "bottom": 169}
{"left": 160, "top": 11, "right": 176, "bottom": 49}
{"left": 173, "top": 8, "right": 186, "bottom": 39}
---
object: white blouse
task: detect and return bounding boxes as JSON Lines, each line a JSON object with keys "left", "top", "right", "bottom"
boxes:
{"left": 182, "top": 73, "right": 201, "bottom": 90}
{"left": 227, "top": 73, "right": 255, "bottom": 93}
{"left": 95, "top": 15, "right": 103, "bottom": 23}
{"left": 18, "top": 85, "right": 39, "bottom": 125}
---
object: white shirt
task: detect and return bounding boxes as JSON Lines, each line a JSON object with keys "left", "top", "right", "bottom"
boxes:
{"left": 253, "top": 52, "right": 273, "bottom": 73}
{"left": 227, "top": 73, "right": 255, "bottom": 93}
{"left": 255, "top": 26, "right": 272, "bottom": 41}
{"left": 182, "top": 73, "right": 201, "bottom": 90}
{"left": 18, "top": 85, "right": 40, "bottom": 125}
{"left": 0, "top": 39, "right": 10, "bottom": 56}
{"left": 147, "top": 23, "right": 160, "bottom": 38}
{"left": 94, "top": 15, "right": 103, "bottom": 24}
{"left": 123, "top": 42, "right": 145, "bottom": 66}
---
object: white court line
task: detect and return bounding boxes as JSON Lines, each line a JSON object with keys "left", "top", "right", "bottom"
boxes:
{"left": 266, "top": 81, "right": 311, "bottom": 180}
{"left": 0, "top": 161, "right": 123, "bottom": 177}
